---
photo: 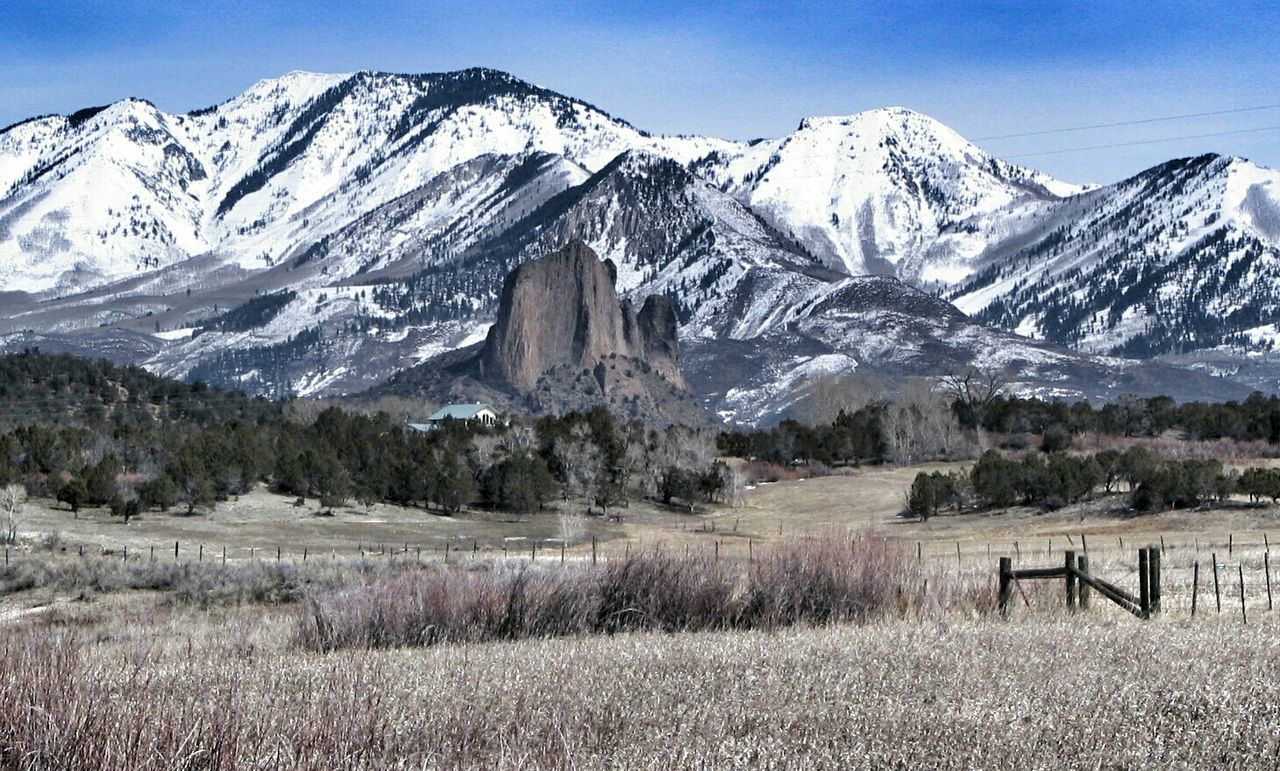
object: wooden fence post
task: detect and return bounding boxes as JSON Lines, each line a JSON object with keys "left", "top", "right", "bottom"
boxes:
{"left": 998, "top": 556, "right": 1013, "bottom": 617}
{"left": 174, "top": 541, "right": 179, "bottom": 560}
{"left": 198, "top": 544, "right": 203, "bottom": 562}
{"left": 1191, "top": 561, "right": 1200, "bottom": 617}
{"left": 1239, "top": 564, "right": 1248, "bottom": 624}
{"left": 1065, "top": 550, "right": 1077, "bottom": 612}
{"left": 1077, "top": 553, "right": 1090, "bottom": 610}
{"left": 1230, "top": 533, "right": 1234, "bottom": 556}
{"left": 1138, "top": 548, "right": 1150, "bottom": 618}
{"left": 1149, "top": 545, "right": 1161, "bottom": 616}
{"left": 222, "top": 546, "right": 226, "bottom": 565}
{"left": 1212, "top": 553, "right": 1221, "bottom": 614}
{"left": 592, "top": 536, "right": 598, "bottom": 565}
{"left": 1266, "top": 551, "right": 1273, "bottom": 611}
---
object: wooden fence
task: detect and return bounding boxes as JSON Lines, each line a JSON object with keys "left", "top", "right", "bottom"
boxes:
{"left": 998, "top": 544, "right": 1265, "bottom": 622}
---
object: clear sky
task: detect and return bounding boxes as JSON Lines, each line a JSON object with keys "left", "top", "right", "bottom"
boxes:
{"left": 2, "top": 0, "right": 1278, "bottom": 184}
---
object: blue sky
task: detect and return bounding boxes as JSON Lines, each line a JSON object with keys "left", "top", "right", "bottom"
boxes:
{"left": 2, "top": 0, "right": 1278, "bottom": 183}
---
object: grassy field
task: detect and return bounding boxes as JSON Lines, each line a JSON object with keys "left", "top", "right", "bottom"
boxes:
{"left": 5, "top": 465, "right": 1280, "bottom": 767}
{"left": 13, "top": 460, "right": 1280, "bottom": 557}
{"left": 3, "top": 598, "right": 1278, "bottom": 769}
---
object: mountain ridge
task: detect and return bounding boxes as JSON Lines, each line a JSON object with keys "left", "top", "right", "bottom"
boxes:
{"left": 0, "top": 67, "right": 1276, "bottom": 422}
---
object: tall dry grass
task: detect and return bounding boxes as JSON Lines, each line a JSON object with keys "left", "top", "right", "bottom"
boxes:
{"left": 1, "top": 607, "right": 1278, "bottom": 769}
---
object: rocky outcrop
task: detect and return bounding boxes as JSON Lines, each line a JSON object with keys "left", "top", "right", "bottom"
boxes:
{"left": 372, "top": 241, "right": 714, "bottom": 428}
{"left": 479, "top": 240, "right": 685, "bottom": 390}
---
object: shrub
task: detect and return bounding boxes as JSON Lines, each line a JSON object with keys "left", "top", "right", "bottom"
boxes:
{"left": 1239, "top": 467, "right": 1280, "bottom": 504}
{"left": 1040, "top": 424, "right": 1073, "bottom": 453}
{"left": 295, "top": 536, "right": 924, "bottom": 651}
{"left": 970, "top": 451, "right": 1019, "bottom": 508}
{"left": 908, "top": 471, "right": 962, "bottom": 519}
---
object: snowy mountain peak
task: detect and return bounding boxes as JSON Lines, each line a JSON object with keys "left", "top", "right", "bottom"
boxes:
{"left": 702, "top": 105, "right": 1083, "bottom": 278}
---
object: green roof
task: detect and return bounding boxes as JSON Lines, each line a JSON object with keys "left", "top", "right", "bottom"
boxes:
{"left": 424, "top": 403, "right": 494, "bottom": 421}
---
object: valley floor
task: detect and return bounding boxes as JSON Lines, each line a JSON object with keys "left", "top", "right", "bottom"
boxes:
{"left": 13, "top": 461, "right": 1280, "bottom": 574}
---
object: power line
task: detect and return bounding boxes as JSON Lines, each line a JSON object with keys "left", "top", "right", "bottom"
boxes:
{"left": 976, "top": 103, "right": 1280, "bottom": 141}
{"left": 1002, "top": 125, "right": 1280, "bottom": 159}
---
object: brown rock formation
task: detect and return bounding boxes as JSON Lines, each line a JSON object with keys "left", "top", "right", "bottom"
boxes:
{"left": 480, "top": 240, "right": 685, "bottom": 390}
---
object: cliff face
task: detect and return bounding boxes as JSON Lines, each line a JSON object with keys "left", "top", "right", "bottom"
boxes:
{"left": 371, "top": 241, "right": 713, "bottom": 428}
{"left": 480, "top": 240, "right": 684, "bottom": 390}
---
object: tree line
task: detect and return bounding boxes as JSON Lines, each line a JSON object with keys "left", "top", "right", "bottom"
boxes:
{"left": 972, "top": 392, "right": 1280, "bottom": 443}
{"left": 908, "top": 446, "right": 1280, "bottom": 519}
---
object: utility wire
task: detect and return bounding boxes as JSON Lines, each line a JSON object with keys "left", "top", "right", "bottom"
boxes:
{"left": 1001, "top": 125, "right": 1280, "bottom": 158}
{"left": 976, "top": 104, "right": 1280, "bottom": 141}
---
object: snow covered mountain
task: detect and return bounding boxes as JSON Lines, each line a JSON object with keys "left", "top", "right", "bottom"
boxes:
{"left": 0, "top": 68, "right": 731, "bottom": 293}
{"left": 0, "top": 68, "right": 1274, "bottom": 422}
{"left": 696, "top": 108, "right": 1088, "bottom": 281}
{"left": 946, "top": 154, "right": 1280, "bottom": 358}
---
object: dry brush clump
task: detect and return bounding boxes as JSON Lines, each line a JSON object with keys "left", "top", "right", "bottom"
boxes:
{"left": 295, "top": 536, "right": 936, "bottom": 650}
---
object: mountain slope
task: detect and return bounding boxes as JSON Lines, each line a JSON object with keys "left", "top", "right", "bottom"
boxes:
{"left": 946, "top": 154, "right": 1280, "bottom": 357}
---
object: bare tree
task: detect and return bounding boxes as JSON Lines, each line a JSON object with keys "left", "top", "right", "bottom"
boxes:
{"left": 469, "top": 434, "right": 505, "bottom": 474}
{"left": 801, "top": 371, "right": 886, "bottom": 426}
{"left": 1, "top": 484, "right": 25, "bottom": 544}
{"left": 886, "top": 378, "right": 972, "bottom": 464}
{"left": 942, "top": 367, "right": 1008, "bottom": 447}
{"left": 557, "top": 510, "right": 585, "bottom": 546}
{"left": 643, "top": 428, "right": 717, "bottom": 498}
{"left": 499, "top": 423, "right": 539, "bottom": 456}
{"left": 553, "top": 424, "right": 601, "bottom": 503}
{"left": 720, "top": 463, "right": 748, "bottom": 508}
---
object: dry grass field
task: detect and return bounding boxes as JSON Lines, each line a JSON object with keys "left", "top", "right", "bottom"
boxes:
{"left": 2, "top": 598, "right": 1279, "bottom": 769}
{"left": 4, "top": 465, "right": 1280, "bottom": 768}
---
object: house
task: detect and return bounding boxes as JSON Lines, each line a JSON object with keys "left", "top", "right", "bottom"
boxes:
{"left": 408, "top": 403, "right": 500, "bottom": 432}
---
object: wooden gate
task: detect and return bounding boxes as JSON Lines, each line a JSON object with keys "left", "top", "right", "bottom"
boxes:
{"left": 998, "top": 547, "right": 1162, "bottom": 619}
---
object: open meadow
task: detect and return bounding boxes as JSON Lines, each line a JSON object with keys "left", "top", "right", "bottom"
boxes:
{"left": 9, "top": 460, "right": 1280, "bottom": 618}
{"left": 4, "top": 464, "right": 1280, "bottom": 767}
